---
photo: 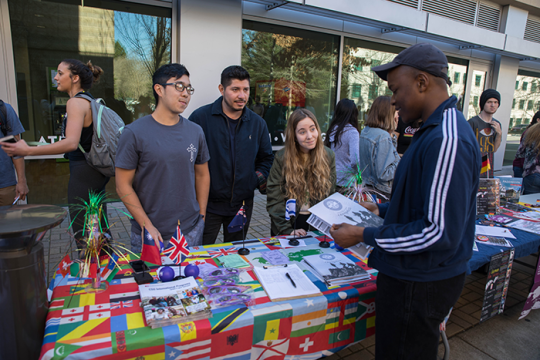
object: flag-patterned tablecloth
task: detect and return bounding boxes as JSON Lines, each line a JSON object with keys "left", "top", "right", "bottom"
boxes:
{"left": 40, "top": 235, "right": 377, "bottom": 360}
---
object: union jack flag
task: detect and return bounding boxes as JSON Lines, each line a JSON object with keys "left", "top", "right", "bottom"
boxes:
{"left": 111, "top": 300, "right": 133, "bottom": 310}
{"left": 207, "top": 247, "right": 238, "bottom": 258}
{"left": 163, "top": 225, "right": 190, "bottom": 264}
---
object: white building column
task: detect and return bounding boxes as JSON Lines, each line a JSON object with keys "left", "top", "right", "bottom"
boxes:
{"left": 0, "top": 0, "right": 17, "bottom": 107}
{"left": 179, "top": 0, "right": 243, "bottom": 117}
{"left": 492, "top": 55, "right": 519, "bottom": 170}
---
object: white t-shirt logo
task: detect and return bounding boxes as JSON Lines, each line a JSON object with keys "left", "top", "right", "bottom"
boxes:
{"left": 187, "top": 144, "right": 197, "bottom": 162}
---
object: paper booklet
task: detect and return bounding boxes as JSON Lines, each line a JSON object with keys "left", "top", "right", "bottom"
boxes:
{"left": 477, "top": 178, "right": 501, "bottom": 215}
{"left": 139, "top": 277, "right": 212, "bottom": 329}
{"left": 307, "top": 193, "right": 384, "bottom": 236}
{"left": 252, "top": 263, "right": 322, "bottom": 302}
{"left": 495, "top": 176, "right": 522, "bottom": 204}
{"left": 302, "top": 252, "right": 370, "bottom": 287}
{"left": 505, "top": 219, "right": 540, "bottom": 235}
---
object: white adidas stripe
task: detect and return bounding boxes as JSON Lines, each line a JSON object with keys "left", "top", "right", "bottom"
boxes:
{"left": 375, "top": 108, "right": 458, "bottom": 252}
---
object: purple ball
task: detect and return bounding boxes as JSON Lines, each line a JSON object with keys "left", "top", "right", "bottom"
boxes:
{"left": 184, "top": 263, "right": 200, "bottom": 278}
{"left": 158, "top": 266, "right": 175, "bottom": 282}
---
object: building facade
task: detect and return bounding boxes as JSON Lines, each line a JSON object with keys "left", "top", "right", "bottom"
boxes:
{"left": 1, "top": 0, "right": 540, "bottom": 204}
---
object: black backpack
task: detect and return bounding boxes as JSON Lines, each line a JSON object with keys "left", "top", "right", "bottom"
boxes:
{"left": 0, "top": 100, "right": 12, "bottom": 137}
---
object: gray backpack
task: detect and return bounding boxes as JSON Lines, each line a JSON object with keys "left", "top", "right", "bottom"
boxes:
{"left": 75, "top": 93, "right": 125, "bottom": 177}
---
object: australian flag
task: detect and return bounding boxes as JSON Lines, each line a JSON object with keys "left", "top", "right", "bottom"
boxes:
{"left": 141, "top": 228, "right": 163, "bottom": 265}
{"left": 285, "top": 199, "right": 296, "bottom": 220}
{"left": 227, "top": 205, "right": 246, "bottom": 233}
{"left": 163, "top": 225, "right": 190, "bottom": 264}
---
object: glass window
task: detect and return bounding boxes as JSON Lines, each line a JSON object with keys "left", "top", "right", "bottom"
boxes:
{"left": 242, "top": 21, "right": 339, "bottom": 147}
{"left": 351, "top": 84, "right": 362, "bottom": 98}
{"left": 9, "top": 0, "right": 172, "bottom": 204}
{"left": 475, "top": 75, "right": 482, "bottom": 87}
{"left": 473, "top": 96, "right": 479, "bottom": 107}
{"left": 516, "top": 81, "right": 519, "bottom": 90}
{"left": 454, "top": 72, "right": 460, "bottom": 84}
{"left": 504, "top": 70, "right": 540, "bottom": 166}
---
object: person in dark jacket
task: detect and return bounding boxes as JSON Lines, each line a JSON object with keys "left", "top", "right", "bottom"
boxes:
{"left": 330, "top": 43, "right": 481, "bottom": 360}
{"left": 189, "top": 66, "right": 274, "bottom": 244}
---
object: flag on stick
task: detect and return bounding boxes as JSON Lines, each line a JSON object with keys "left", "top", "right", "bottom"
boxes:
{"left": 481, "top": 154, "right": 491, "bottom": 174}
{"left": 141, "top": 228, "right": 163, "bottom": 265}
{"left": 163, "top": 224, "right": 190, "bottom": 264}
{"left": 285, "top": 199, "right": 296, "bottom": 220}
{"left": 228, "top": 206, "right": 246, "bottom": 233}
{"left": 59, "top": 254, "right": 71, "bottom": 278}
{"left": 100, "top": 254, "right": 119, "bottom": 281}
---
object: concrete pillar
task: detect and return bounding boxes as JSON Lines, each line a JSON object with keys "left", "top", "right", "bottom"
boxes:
{"left": 492, "top": 55, "right": 520, "bottom": 170}
{"left": 179, "top": 0, "right": 242, "bottom": 117}
{"left": 0, "top": 0, "right": 18, "bottom": 108}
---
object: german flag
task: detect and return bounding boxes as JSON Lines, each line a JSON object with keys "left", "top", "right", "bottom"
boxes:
{"left": 481, "top": 154, "right": 491, "bottom": 174}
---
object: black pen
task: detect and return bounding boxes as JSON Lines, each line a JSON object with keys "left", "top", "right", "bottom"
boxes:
{"left": 285, "top": 272, "right": 296, "bottom": 288}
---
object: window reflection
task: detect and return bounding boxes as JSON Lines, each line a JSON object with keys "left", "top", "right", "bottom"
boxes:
{"left": 242, "top": 21, "right": 339, "bottom": 146}
{"left": 468, "top": 70, "right": 487, "bottom": 118}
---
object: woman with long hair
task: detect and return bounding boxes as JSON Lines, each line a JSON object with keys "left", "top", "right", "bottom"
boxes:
{"left": 358, "top": 96, "right": 400, "bottom": 201}
{"left": 515, "top": 122, "right": 540, "bottom": 194}
{"left": 324, "top": 99, "right": 360, "bottom": 189}
{"left": 1, "top": 59, "right": 110, "bottom": 250}
{"left": 513, "top": 110, "right": 540, "bottom": 177}
{"left": 267, "top": 108, "right": 336, "bottom": 236}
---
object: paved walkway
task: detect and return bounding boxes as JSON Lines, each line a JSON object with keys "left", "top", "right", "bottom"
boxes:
{"left": 42, "top": 189, "right": 539, "bottom": 359}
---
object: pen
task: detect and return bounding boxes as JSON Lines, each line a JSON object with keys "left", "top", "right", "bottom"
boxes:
{"left": 12, "top": 195, "right": 20, "bottom": 205}
{"left": 285, "top": 272, "right": 296, "bottom": 288}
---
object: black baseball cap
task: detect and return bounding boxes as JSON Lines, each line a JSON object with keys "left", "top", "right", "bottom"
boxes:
{"left": 372, "top": 43, "right": 452, "bottom": 85}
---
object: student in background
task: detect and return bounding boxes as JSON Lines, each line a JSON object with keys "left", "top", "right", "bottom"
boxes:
{"left": 515, "top": 123, "right": 540, "bottom": 194}
{"left": 1, "top": 60, "right": 108, "bottom": 249}
{"left": 468, "top": 89, "right": 502, "bottom": 178}
{"left": 189, "top": 66, "right": 273, "bottom": 244}
{"left": 115, "top": 64, "right": 210, "bottom": 251}
{"left": 0, "top": 100, "right": 28, "bottom": 206}
{"left": 324, "top": 99, "right": 360, "bottom": 191}
{"left": 513, "top": 110, "right": 540, "bottom": 178}
{"left": 267, "top": 108, "right": 336, "bottom": 236}
{"left": 395, "top": 116, "right": 422, "bottom": 155}
{"left": 358, "top": 96, "right": 400, "bottom": 201}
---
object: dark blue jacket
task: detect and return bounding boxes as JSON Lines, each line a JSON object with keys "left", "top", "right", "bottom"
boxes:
{"left": 189, "top": 97, "right": 274, "bottom": 207}
{"left": 363, "top": 96, "right": 481, "bottom": 282}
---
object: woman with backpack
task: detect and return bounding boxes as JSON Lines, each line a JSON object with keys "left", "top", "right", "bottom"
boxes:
{"left": 1, "top": 59, "right": 110, "bottom": 253}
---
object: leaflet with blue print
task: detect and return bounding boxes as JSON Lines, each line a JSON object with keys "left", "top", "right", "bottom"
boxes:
{"left": 302, "top": 252, "right": 370, "bottom": 286}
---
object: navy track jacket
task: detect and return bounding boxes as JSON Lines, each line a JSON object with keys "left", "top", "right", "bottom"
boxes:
{"left": 363, "top": 96, "right": 481, "bottom": 282}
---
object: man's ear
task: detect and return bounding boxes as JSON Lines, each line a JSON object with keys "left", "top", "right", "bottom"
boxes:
{"left": 154, "top": 83, "right": 164, "bottom": 98}
{"left": 218, "top": 84, "right": 225, "bottom": 96}
{"left": 416, "top": 72, "right": 429, "bottom": 93}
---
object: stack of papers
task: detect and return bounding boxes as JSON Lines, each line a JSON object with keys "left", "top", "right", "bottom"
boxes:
{"left": 302, "top": 252, "right": 370, "bottom": 286}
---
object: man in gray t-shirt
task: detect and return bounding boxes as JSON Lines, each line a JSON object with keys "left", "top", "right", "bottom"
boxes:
{"left": 115, "top": 64, "right": 210, "bottom": 252}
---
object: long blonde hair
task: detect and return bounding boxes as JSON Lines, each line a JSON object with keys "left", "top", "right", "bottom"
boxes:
{"left": 524, "top": 123, "right": 540, "bottom": 155}
{"left": 282, "top": 108, "right": 332, "bottom": 204}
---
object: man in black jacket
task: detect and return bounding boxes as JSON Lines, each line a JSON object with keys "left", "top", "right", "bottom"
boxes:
{"left": 190, "top": 66, "right": 274, "bottom": 244}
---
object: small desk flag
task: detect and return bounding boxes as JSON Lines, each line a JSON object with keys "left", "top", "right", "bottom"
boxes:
{"left": 481, "top": 154, "right": 491, "bottom": 174}
{"left": 163, "top": 225, "right": 190, "bottom": 264}
{"left": 228, "top": 205, "right": 246, "bottom": 233}
{"left": 285, "top": 199, "right": 296, "bottom": 220}
{"left": 141, "top": 228, "right": 163, "bottom": 265}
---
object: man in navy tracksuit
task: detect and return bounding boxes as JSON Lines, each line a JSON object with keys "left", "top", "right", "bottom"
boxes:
{"left": 189, "top": 66, "right": 274, "bottom": 244}
{"left": 331, "top": 43, "right": 481, "bottom": 359}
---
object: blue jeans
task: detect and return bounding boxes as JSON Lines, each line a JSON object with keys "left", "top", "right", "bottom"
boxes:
{"left": 523, "top": 173, "right": 540, "bottom": 195}
{"left": 374, "top": 272, "right": 466, "bottom": 360}
{"left": 513, "top": 166, "right": 523, "bottom": 178}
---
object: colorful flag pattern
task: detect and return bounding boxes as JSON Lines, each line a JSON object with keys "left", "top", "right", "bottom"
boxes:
{"left": 285, "top": 199, "right": 296, "bottom": 220}
{"left": 481, "top": 154, "right": 491, "bottom": 174}
{"left": 40, "top": 235, "right": 376, "bottom": 360}
{"left": 228, "top": 206, "right": 246, "bottom": 233}
{"left": 141, "top": 228, "right": 163, "bottom": 265}
{"left": 163, "top": 225, "right": 190, "bottom": 264}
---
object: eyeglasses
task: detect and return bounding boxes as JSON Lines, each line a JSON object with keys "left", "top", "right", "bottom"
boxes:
{"left": 160, "top": 82, "right": 195, "bottom": 95}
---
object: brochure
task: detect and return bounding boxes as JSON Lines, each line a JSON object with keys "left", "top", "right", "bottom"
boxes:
{"left": 477, "top": 178, "right": 500, "bottom": 215}
{"left": 506, "top": 219, "right": 540, "bottom": 235}
{"left": 495, "top": 176, "right": 522, "bottom": 203}
{"left": 307, "top": 193, "right": 384, "bottom": 236}
{"left": 303, "top": 252, "right": 370, "bottom": 286}
{"left": 139, "top": 277, "right": 212, "bottom": 329}
{"left": 480, "top": 248, "right": 514, "bottom": 322}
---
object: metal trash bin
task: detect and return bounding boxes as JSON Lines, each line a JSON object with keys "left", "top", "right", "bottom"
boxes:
{"left": 0, "top": 205, "right": 67, "bottom": 360}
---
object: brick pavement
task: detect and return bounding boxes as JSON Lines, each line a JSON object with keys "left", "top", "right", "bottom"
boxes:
{"left": 41, "top": 190, "right": 537, "bottom": 359}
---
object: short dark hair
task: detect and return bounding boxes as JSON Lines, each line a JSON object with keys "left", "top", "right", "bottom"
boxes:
{"left": 221, "top": 65, "right": 250, "bottom": 88}
{"left": 152, "top": 63, "right": 190, "bottom": 104}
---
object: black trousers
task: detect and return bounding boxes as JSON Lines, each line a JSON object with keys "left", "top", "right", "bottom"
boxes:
{"left": 202, "top": 203, "right": 254, "bottom": 245}
{"left": 68, "top": 160, "right": 110, "bottom": 248}
{"left": 374, "top": 271, "right": 466, "bottom": 360}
